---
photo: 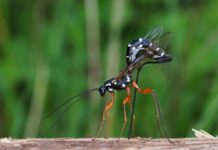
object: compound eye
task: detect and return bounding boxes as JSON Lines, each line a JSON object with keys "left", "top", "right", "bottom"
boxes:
{"left": 98, "top": 86, "right": 106, "bottom": 96}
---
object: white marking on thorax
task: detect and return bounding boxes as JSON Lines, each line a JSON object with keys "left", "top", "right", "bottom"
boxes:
{"left": 106, "top": 83, "right": 111, "bottom": 87}
{"left": 126, "top": 76, "right": 131, "bottom": 82}
{"left": 122, "top": 84, "right": 126, "bottom": 88}
{"left": 108, "top": 87, "right": 113, "bottom": 92}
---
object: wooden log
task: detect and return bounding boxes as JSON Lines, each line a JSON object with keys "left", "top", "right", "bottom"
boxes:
{"left": 1, "top": 138, "right": 218, "bottom": 150}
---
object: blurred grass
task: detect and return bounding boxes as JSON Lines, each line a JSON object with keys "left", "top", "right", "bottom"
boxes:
{"left": 0, "top": 0, "right": 218, "bottom": 138}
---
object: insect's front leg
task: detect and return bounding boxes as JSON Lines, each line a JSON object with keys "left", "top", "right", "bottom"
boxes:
{"left": 97, "top": 92, "right": 115, "bottom": 137}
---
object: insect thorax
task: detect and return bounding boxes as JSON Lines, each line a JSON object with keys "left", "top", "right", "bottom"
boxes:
{"left": 98, "top": 75, "right": 132, "bottom": 96}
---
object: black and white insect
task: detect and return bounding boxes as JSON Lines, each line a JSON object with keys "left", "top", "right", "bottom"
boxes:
{"left": 126, "top": 26, "right": 171, "bottom": 66}
{"left": 44, "top": 26, "right": 172, "bottom": 138}
{"left": 99, "top": 27, "right": 171, "bottom": 98}
{"left": 94, "top": 26, "right": 172, "bottom": 136}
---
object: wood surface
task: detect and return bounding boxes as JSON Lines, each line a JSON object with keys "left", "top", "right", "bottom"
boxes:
{"left": 1, "top": 137, "right": 218, "bottom": 150}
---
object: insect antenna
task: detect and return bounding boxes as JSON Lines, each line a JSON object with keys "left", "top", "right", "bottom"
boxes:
{"left": 43, "top": 88, "right": 99, "bottom": 120}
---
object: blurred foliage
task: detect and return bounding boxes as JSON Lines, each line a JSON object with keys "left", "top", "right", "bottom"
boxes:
{"left": 0, "top": 0, "right": 218, "bottom": 138}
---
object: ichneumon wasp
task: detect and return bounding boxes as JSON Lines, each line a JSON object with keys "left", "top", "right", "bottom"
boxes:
{"left": 44, "top": 26, "right": 172, "bottom": 138}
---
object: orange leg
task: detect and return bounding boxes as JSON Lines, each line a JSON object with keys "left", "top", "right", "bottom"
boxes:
{"left": 131, "top": 81, "right": 153, "bottom": 137}
{"left": 120, "top": 87, "right": 135, "bottom": 137}
{"left": 132, "top": 81, "right": 173, "bottom": 142}
{"left": 132, "top": 81, "right": 153, "bottom": 95}
{"left": 97, "top": 93, "right": 115, "bottom": 137}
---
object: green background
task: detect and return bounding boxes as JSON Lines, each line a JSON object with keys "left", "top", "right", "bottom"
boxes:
{"left": 0, "top": 0, "right": 218, "bottom": 138}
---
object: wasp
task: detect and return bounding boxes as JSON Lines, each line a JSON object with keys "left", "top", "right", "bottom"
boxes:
{"left": 45, "top": 26, "right": 172, "bottom": 137}
{"left": 97, "top": 26, "right": 171, "bottom": 136}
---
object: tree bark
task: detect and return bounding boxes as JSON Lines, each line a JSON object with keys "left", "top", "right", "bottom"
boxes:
{"left": 0, "top": 138, "right": 218, "bottom": 150}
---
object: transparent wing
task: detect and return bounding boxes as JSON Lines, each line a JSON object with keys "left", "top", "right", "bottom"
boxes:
{"left": 144, "top": 26, "right": 171, "bottom": 49}
{"left": 153, "top": 31, "right": 172, "bottom": 49}
{"left": 118, "top": 26, "right": 171, "bottom": 79}
{"left": 144, "top": 26, "right": 164, "bottom": 42}
{"left": 128, "top": 55, "right": 151, "bottom": 72}
{"left": 116, "top": 55, "right": 150, "bottom": 79}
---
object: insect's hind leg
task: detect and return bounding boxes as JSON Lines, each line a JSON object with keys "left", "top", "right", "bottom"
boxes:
{"left": 132, "top": 81, "right": 152, "bottom": 94}
{"left": 120, "top": 87, "right": 135, "bottom": 137}
{"left": 132, "top": 81, "right": 173, "bottom": 143}
{"left": 97, "top": 93, "right": 115, "bottom": 137}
